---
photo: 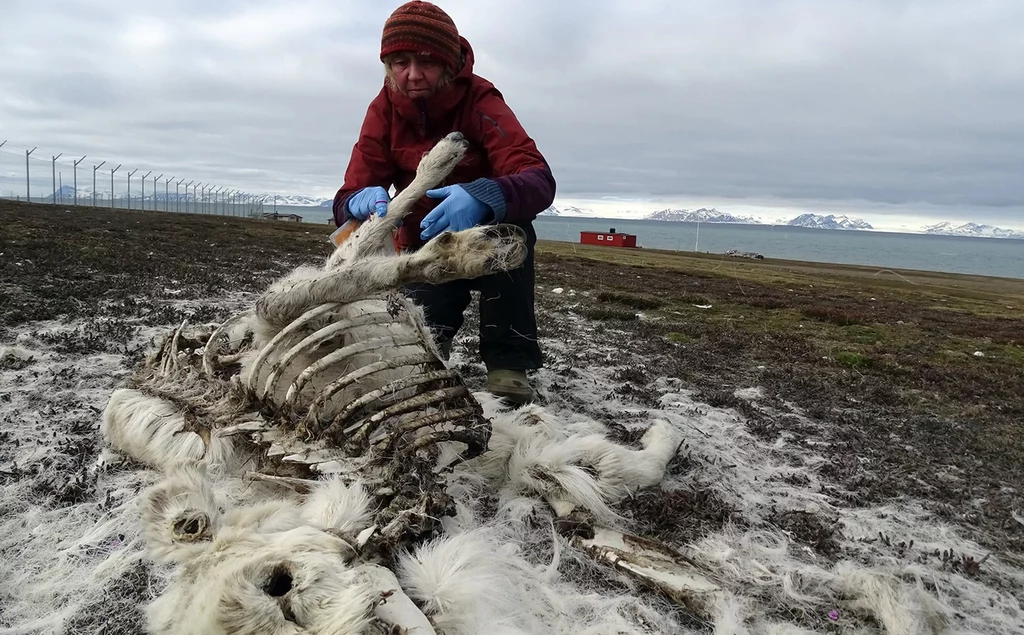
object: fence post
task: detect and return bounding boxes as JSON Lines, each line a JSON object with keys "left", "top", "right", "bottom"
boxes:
{"left": 153, "top": 174, "right": 163, "bottom": 212}
{"left": 73, "top": 156, "right": 86, "bottom": 206}
{"left": 25, "top": 147, "right": 37, "bottom": 201}
{"left": 127, "top": 168, "right": 138, "bottom": 210}
{"left": 165, "top": 176, "right": 173, "bottom": 212}
{"left": 140, "top": 171, "right": 152, "bottom": 210}
{"left": 110, "top": 164, "right": 121, "bottom": 208}
{"left": 51, "top": 153, "right": 63, "bottom": 204}
{"left": 92, "top": 161, "right": 106, "bottom": 207}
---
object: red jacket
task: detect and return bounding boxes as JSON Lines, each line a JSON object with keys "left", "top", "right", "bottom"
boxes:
{"left": 333, "top": 36, "right": 555, "bottom": 251}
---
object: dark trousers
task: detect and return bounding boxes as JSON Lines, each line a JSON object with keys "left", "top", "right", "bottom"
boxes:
{"left": 405, "top": 221, "right": 542, "bottom": 372}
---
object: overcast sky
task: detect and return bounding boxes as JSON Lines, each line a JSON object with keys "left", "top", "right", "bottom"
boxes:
{"left": 2, "top": 0, "right": 1023, "bottom": 229}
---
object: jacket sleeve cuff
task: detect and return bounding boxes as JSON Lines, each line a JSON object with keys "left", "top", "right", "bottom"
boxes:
{"left": 461, "top": 178, "right": 508, "bottom": 223}
{"left": 333, "top": 191, "right": 355, "bottom": 225}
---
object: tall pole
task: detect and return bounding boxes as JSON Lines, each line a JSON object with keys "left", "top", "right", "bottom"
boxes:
{"left": 127, "top": 168, "right": 138, "bottom": 210}
{"left": 193, "top": 182, "right": 202, "bottom": 214}
{"left": 165, "top": 176, "right": 173, "bottom": 212}
{"left": 0, "top": 140, "right": 6, "bottom": 199}
{"left": 110, "top": 164, "right": 121, "bottom": 208}
{"left": 25, "top": 147, "right": 37, "bottom": 201}
{"left": 184, "top": 180, "right": 194, "bottom": 213}
{"left": 140, "top": 171, "right": 152, "bottom": 211}
{"left": 92, "top": 161, "right": 105, "bottom": 207}
{"left": 177, "top": 179, "right": 187, "bottom": 213}
{"left": 73, "top": 155, "right": 86, "bottom": 206}
{"left": 153, "top": 174, "right": 163, "bottom": 212}
{"left": 51, "top": 153, "right": 63, "bottom": 204}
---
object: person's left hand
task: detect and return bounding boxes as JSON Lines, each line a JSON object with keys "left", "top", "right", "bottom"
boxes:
{"left": 420, "top": 185, "right": 491, "bottom": 241}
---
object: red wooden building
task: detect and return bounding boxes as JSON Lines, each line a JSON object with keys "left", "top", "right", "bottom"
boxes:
{"left": 580, "top": 228, "right": 637, "bottom": 248}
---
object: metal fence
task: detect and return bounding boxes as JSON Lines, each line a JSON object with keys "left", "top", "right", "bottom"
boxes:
{"left": 0, "top": 138, "right": 283, "bottom": 218}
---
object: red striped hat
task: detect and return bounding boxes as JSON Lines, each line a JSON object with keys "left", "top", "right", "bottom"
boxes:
{"left": 380, "top": 1, "right": 462, "bottom": 71}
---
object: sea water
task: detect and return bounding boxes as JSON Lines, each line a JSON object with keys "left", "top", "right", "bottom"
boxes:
{"left": 532, "top": 216, "right": 1024, "bottom": 280}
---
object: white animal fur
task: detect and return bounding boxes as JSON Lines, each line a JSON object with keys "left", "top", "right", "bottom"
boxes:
{"left": 97, "top": 130, "right": 957, "bottom": 635}
{"left": 101, "top": 388, "right": 240, "bottom": 474}
{"left": 138, "top": 454, "right": 687, "bottom": 635}
{"left": 142, "top": 462, "right": 386, "bottom": 635}
{"left": 466, "top": 392, "right": 684, "bottom": 522}
{"left": 101, "top": 130, "right": 687, "bottom": 634}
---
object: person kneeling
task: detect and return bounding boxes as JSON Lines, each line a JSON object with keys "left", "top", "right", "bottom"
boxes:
{"left": 332, "top": 1, "right": 555, "bottom": 404}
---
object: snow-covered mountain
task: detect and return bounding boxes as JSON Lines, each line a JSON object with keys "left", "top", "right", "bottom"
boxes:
{"left": 541, "top": 205, "right": 601, "bottom": 217}
{"left": 268, "top": 194, "right": 330, "bottom": 207}
{"left": 787, "top": 213, "right": 874, "bottom": 230}
{"left": 922, "top": 222, "right": 1024, "bottom": 239}
{"left": 645, "top": 207, "right": 761, "bottom": 224}
{"left": 540, "top": 205, "right": 654, "bottom": 220}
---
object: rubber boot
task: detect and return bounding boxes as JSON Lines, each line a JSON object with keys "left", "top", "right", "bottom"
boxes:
{"left": 486, "top": 369, "right": 534, "bottom": 405}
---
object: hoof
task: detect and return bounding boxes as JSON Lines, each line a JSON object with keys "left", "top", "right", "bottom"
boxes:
{"left": 172, "top": 510, "right": 213, "bottom": 543}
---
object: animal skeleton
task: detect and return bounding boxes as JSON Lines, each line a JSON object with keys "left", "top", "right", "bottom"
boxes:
{"left": 100, "top": 132, "right": 706, "bottom": 634}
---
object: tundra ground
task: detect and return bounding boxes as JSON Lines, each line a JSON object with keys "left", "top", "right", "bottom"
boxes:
{"left": 2, "top": 199, "right": 1022, "bottom": 633}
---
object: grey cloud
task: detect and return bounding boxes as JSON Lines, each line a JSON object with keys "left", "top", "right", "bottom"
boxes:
{"left": 2, "top": 0, "right": 1023, "bottom": 225}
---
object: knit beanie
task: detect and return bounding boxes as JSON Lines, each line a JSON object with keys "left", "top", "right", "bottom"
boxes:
{"left": 380, "top": 1, "right": 462, "bottom": 71}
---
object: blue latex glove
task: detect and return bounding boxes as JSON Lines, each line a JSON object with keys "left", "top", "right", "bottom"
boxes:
{"left": 420, "top": 185, "right": 491, "bottom": 241}
{"left": 347, "top": 186, "right": 390, "bottom": 220}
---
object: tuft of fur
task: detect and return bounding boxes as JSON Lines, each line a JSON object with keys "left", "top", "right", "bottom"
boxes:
{"left": 466, "top": 393, "right": 683, "bottom": 522}
{"left": 300, "top": 476, "right": 375, "bottom": 535}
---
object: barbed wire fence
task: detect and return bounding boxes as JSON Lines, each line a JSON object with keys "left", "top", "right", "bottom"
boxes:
{"left": 0, "top": 138, "right": 298, "bottom": 219}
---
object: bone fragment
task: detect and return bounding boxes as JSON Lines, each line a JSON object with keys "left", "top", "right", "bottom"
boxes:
{"left": 572, "top": 527, "right": 720, "bottom": 620}
{"left": 352, "top": 564, "right": 437, "bottom": 635}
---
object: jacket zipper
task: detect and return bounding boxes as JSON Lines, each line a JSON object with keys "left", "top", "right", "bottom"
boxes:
{"left": 417, "top": 99, "right": 428, "bottom": 139}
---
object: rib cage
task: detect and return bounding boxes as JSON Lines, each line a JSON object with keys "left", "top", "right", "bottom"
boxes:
{"left": 105, "top": 131, "right": 528, "bottom": 550}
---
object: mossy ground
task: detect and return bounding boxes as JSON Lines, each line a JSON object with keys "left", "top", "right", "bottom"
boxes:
{"left": 3, "top": 198, "right": 1022, "bottom": 565}
{"left": 534, "top": 241, "right": 1024, "bottom": 558}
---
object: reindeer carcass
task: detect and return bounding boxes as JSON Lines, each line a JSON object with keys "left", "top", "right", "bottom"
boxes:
{"left": 100, "top": 132, "right": 714, "bottom": 634}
